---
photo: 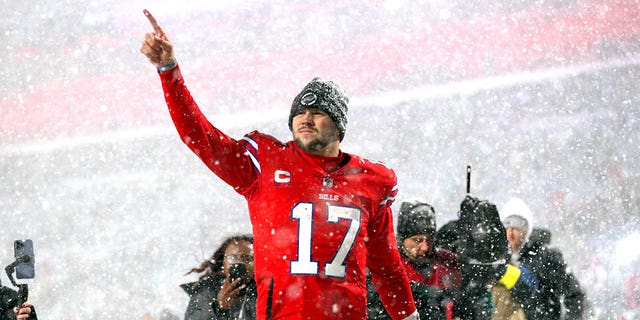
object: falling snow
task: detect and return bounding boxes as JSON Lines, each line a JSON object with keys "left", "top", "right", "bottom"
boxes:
{"left": 1, "top": 1, "right": 639, "bottom": 319}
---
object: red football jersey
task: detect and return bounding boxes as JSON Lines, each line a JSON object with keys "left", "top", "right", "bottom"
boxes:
{"left": 159, "top": 67, "right": 417, "bottom": 320}
{"left": 401, "top": 249, "right": 461, "bottom": 290}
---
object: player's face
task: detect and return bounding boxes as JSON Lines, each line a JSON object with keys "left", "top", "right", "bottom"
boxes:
{"left": 292, "top": 108, "right": 340, "bottom": 154}
{"left": 402, "top": 233, "right": 435, "bottom": 261}
{"left": 506, "top": 227, "right": 526, "bottom": 252}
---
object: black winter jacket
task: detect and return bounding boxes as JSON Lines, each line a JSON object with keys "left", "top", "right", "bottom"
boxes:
{"left": 518, "top": 228, "right": 586, "bottom": 320}
{"left": 182, "top": 276, "right": 257, "bottom": 320}
{"left": 0, "top": 286, "right": 18, "bottom": 320}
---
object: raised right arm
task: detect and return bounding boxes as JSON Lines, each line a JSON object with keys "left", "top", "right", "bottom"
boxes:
{"left": 141, "top": 10, "right": 257, "bottom": 192}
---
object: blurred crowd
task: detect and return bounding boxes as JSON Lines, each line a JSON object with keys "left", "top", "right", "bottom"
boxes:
{"left": 139, "top": 194, "right": 595, "bottom": 320}
{"left": 4, "top": 189, "right": 640, "bottom": 320}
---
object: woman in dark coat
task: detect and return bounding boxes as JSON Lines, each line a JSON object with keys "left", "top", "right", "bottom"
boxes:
{"left": 181, "top": 234, "right": 257, "bottom": 320}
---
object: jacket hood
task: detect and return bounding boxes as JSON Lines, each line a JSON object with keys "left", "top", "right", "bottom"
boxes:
{"left": 500, "top": 197, "right": 534, "bottom": 244}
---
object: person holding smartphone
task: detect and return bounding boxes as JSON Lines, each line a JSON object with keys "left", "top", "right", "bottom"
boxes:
{"left": 182, "top": 235, "right": 256, "bottom": 320}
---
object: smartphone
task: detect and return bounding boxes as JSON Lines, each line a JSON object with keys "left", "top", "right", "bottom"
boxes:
{"left": 228, "top": 263, "right": 248, "bottom": 285}
{"left": 14, "top": 239, "right": 35, "bottom": 279}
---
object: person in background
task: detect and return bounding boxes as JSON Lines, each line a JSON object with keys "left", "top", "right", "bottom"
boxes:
{"left": 140, "top": 9, "right": 417, "bottom": 320}
{"left": 0, "top": 284, "right": 18, "bottom": 320}
{"left": 182, "top": 234, "right": 256, "bottom": 320}
{"left": 368, "top": 199, "right": 461, "bottom": 320}
{"left": 498, "top": 197, "right": 585, "bottom": 320}
{"left": 434, "top": 195, "right": 540, "bottom": 320}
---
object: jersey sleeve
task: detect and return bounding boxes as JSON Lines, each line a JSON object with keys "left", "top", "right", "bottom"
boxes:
{"left": 366, "top": 173, "right": 417, "bottom": 320}
{"left": 158, "top": 66, "right": 258, "bottom": 194}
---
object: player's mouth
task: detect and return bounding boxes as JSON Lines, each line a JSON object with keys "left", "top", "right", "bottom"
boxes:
{"left": 297, "top": 127, "right": 316, "bottom": 134}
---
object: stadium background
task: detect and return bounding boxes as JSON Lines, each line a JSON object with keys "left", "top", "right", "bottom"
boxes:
{"left": 1, "top": 1, "right": 639, "bottom": 318}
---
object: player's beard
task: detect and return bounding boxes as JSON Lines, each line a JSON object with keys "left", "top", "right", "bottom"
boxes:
{"left": 294, "top": 136, "right": 329, "bottom": 153}
{"left": 293, "top": 122, "right": 340, "bottom": 154}
{"left": 411, "top": 249, "right": 435, "bottom": 269}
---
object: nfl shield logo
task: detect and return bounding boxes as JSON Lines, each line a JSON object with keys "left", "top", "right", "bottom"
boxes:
{"left": 322, "top": 176, "right": 333, "bottom": 189}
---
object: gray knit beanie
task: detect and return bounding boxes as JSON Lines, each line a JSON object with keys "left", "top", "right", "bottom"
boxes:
{"left": 288, "top": 77, "right": 349, "bottom": 141}
{"left": 397, "top": 200, "right": 437, "bottom": 241}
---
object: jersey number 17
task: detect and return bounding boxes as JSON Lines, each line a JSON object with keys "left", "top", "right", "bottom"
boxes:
{"left": 290, "top": 202, "right": 361, "bottom": 278}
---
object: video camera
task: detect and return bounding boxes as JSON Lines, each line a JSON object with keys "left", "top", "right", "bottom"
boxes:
{"left": 447, "top": 167, "right": 510, "bottom": 288}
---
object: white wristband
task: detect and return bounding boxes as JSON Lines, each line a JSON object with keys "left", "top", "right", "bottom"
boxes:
{"left": 157, "top": 60, "right": 177, "bottom": 72}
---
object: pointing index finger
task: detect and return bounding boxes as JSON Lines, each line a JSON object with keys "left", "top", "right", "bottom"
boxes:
{"left": 143, "top": 9, "right": 166, "bottom": 38}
